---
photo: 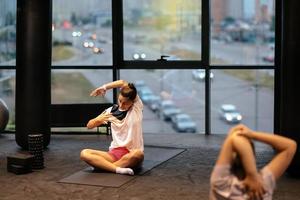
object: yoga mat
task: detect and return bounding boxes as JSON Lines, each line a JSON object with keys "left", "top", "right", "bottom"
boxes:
{"left": 58, "top": 146, "right": 185, "bottom": 187}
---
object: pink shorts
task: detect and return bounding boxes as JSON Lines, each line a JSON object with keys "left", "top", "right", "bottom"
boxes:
{"left": 108, "top": 147, "right": 130, "bottom": 161}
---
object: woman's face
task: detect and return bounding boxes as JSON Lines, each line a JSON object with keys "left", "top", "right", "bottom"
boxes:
{"left": 118, "top": 94, "right": 134, "bottom": 111}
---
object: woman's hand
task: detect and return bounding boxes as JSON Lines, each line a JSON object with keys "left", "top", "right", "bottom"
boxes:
{"left": 95, "top": 111, "right": 112, "bottom": 124}
{"left": 87, "top": 111, "right": 112, "bottom": 129}
{"left": 242, "top": 174, "right": 266, "bottom": 200}
{"left": 237, "top": 125, "right": 254, "bottom": 139}
{"left": 228, "top": 124, "right": 246, "bottom": 136}
{"left": 90, "top": 86, "right": 106, "bottom": 97}
{"left": 228, "top": 124, "right": 253, "bottom": 137}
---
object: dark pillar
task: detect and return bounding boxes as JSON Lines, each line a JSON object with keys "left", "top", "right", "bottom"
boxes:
{"left": 16, "top": 0, "right": 52, "bottom": 149}
{"left": 280, "top": 0, "right": 300, "bottom": 177}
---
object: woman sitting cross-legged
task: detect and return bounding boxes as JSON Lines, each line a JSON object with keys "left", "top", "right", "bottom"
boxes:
{"left": 80, "top": 80, "right": 144, "bottom": 176}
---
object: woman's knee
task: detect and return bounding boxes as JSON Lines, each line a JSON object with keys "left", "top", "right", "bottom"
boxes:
{"left": 131, "top": 149, "right": 144, "bottom": 161}
{"left": 80, "top": 149, "right": 90, "bottom": 161}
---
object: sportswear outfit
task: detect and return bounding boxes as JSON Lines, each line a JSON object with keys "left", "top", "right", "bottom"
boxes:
{"left": 105, "top": 95, "right": 144, "bottom": 161}
{"left": 210, "top": 164, "right": 276, "bottom": 200}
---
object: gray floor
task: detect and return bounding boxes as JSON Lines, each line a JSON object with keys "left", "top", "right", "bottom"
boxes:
{"left": 0, "top": 133, "right": 299, "bottom": 200}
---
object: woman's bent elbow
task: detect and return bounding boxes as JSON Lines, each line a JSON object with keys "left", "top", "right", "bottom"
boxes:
{"left": 289, "top": 140, "right": 297, "bottom": 157}
{"left": 86, "top": 123, "right": 93, "bottom": 129}
{"left": 87, "top": 120, "right": 96, "bottom": 129}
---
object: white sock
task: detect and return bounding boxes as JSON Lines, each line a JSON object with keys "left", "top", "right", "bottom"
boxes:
{"left": 116, "top": 167, "right": 134, "bottom": 175}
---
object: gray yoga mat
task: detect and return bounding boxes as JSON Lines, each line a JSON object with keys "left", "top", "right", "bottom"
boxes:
{"left": 58, "top": 146, "right": 185, "bottom": 187}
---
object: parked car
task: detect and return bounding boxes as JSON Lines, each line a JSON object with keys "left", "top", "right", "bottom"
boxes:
{"left": 262, "top": 54, "right": 274, "bottom": 63}
{"left": 136, "top": 83, "right": 151, "bottom": 95}
{"left": 135, "top": 80, "right": 146, "bottom": 93}
{"left": 158, "top": 100, "right": 181, "bottom": 121}
{"left": 139, "top": 88, "right": 154, "bottom": 104}
{"left": 133, "top": 52, "right": 146, "bottom": 60}
{"left": 171, "top": 113, "right": 197, "bottom": 133}
{"left": 148, "top": 95, "right": 161, "bottom": 111}
{"left": 138, "top": 87, "right": 152, "bottom": 95}
{"left": 219, "top": 104, "right": 242, "bottom": 124}
{"left": 92, "top": 47, "right": 104, "bottom": 54}
{"left": 192, "top": 69, "right": 214, "bottom": 81}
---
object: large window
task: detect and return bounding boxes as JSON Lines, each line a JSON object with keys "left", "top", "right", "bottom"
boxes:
{"left": 51, "top": 69, "right": 113, "bottom": 132}
{"left": 0, "top": 1, "right": 16, "bottom": 131}
{"left": 52, "top": 0, "right": 112, "bottom": 66}
{"left": 0, "top": 69, "right": 15, "bottom": 131}
{"left": 211, "top": 0, "right": 275, "bottom": 65}
{"left": 209, "top": 0, "right": 275, "bottom": 134}
{"left": 51, "top": 69, "right": 113, "bottom": 104}
{"left": 123, "top": 0, "right": 202, "bottom": 61}
{"left": 0, "top": 1, "right": 16, "bottom": 66}
{"left": 50, "top": 0, "right": 277, "bottom": 135}
{"left": 211, "top": 69, "right": 274, "bottom": 134}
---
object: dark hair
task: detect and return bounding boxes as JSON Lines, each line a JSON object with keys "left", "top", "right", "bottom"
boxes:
{"left": 120, "top": 83, "right": 137, "bottom": 101}
{"left": 231, "top": 140, "right": 255, "bottom": 180}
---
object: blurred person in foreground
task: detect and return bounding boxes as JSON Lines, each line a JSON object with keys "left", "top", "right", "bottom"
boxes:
{"left": 80, "top": 80, "right": 144, "bottom": 175}
{"left": 210, "top": 124, "right": 297, "bottom": 200}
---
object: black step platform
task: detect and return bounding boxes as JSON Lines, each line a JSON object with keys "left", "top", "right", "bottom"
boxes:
{"left": 7, "top": 154, "right": 34, "bottom": 175}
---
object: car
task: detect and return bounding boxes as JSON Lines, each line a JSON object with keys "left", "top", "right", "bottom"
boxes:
{"left": 145, "top": 94, "right": 160, "bottom": 106}
{"left": 72, "top": 31, "right": 82, "bottom": 37}
{"left": 192, "top": 69, "right": 214, "bottom": 81}
{"left": 219, "top": 104, "right": 242, "bottom": 124}
{"left": 135, "top": 80, "right": 147, "bottom": 93}
{"left": 135, "top": 80, "right": 145, "bottom": 87}
{"left": 132, "top": 53, "right": 146, "bottom": 60}
{"left": 171, "top": 113, "right": 197, "bottom": 133}
{"left": 262, "top": 54, "right": 274, "bottom": 63}
{"left": 139, "top": 88, "right": 154, "bottom": 104}
{"left": 140, "top": 91, "right": 159, "bottom": 105}
{"left": 149, "top": 96, "right": 161, "bottom": 112}
{"left": 83, "top": 41, "right": 94, "bottom": 48}
{"left": 92, "top": 47, "right": 104, "bottom": 54}
{"left": 135, "top": 80, "right": 152, "bottom": 96}
{"left": 158, "top": 100, "right": 181, "bottom": 121}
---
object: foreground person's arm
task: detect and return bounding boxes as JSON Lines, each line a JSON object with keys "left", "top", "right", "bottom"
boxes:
{"left": 239, "top": 129, "right": 297, "bottom": 180}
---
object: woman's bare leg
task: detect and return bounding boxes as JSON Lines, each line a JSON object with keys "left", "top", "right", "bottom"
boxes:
{"left": 80, "top": 149, "right": 134, "bottom": 175}
{"left": 81, "top": 149, "right": 114, "bottom": 161}
{"left": 80, "top": 149, "right": 116, "bottom": 172}
{"left": 114, "top": 149, "right": 144, "bottom": 168}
